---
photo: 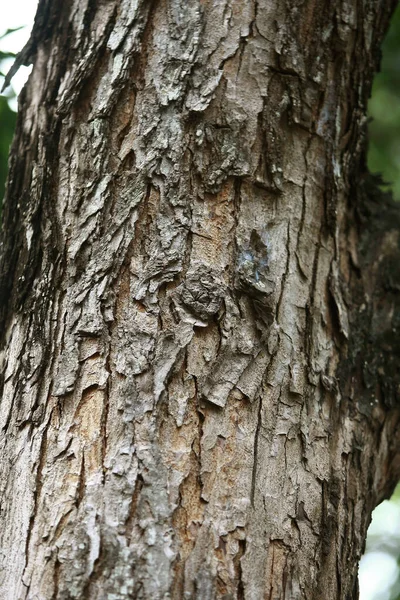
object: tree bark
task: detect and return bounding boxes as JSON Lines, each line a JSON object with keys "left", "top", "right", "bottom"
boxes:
{"left": 1, "top": 0, "right": 400, "bottom": 598}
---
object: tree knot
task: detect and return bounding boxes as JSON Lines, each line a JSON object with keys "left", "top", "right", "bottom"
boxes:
{"left": 179, "top": 265, "right": 225, "bottom": 321}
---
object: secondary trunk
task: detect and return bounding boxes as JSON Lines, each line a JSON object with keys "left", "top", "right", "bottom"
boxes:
{"left": 1, "top": 1, "right": 400, "bottom": 598}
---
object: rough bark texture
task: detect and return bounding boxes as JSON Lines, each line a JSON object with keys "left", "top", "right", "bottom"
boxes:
{"left": 1, "top": 1, "right": 400, "bottom": 599}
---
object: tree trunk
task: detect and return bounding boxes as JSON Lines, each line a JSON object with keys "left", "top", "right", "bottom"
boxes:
{"left": 1, "top": 1, "right": 400, "bottom": 598}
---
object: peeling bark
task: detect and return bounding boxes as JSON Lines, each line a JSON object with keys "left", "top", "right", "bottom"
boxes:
{"left": 0, "top": 1, "right": 400, "bottom": 599}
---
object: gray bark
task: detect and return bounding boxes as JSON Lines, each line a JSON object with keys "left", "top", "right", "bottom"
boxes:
{"left": 0, "top": 0, "right": 399, "bottom": 598}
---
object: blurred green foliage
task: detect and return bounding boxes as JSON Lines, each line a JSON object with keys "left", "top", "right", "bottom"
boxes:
{"left": 0, "top": 30, "right": 18, "bottom": 204}
{"left": 368, "top": 3, "right": 400, "bottom": 200}
{"left": 362, "top": 6, "right": 400, "bottom": 590}
{"left": 0, "top": 97, "right": 17, "bottom": 202}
